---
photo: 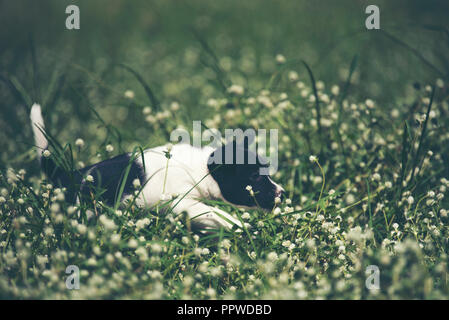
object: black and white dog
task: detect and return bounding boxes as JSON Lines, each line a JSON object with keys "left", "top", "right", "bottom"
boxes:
{"left": 30, "top": 103, "right": 284, "bottom": 232}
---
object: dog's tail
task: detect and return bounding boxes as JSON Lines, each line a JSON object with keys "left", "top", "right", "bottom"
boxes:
{"left": 30, "top": 103, "right": 49, "bottom": 162}
{"left": 30, "top": 103, "right": 72, "bottom": 188}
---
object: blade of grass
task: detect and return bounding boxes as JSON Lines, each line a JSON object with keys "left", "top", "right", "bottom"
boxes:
{"left": 116, "top": 63, "right": 160, "bottom": 110}
{"left": 410, "top": 86, "right": 436, "bottom": 184}
{"left": 301, "top": 60, "right": 322, "bottom": 145}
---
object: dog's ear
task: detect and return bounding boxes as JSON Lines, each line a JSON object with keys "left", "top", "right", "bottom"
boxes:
{"left": 207, "top": 142, "right": 237, "bottom": 177}
{"left": 207, "top": 155, "right": 236, "bottom": 179}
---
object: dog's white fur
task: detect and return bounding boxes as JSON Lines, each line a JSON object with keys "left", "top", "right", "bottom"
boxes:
{"left": 134, "top": 144, "right": 244, "bottom": 231}
{"left": 30, "top": 104, "right": 47, "bottom": 159}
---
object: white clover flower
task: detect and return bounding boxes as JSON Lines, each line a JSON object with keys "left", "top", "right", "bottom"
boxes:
{"left": 170, "top": 102, "right": 180, "bottom": 111}
{"left": 145, "top": 115, "right": 156, "bottom": 124}
{"left": 128, "top": 239, "right": 138, "bottom": 248}
{"left": 42, "top": 150, "right": 51, "bottom": 158}
{"left": 106, "top": 144, "right": 114, "bottom": 153}
{"left": 274, "top": 196, "right": 281, "bottom": 204}
{"left": 267, "top": 251, "right": 278, "bottom": 261}
{"left": 407, "top": 196, "right": 414, "bottom": 205}
{"left": 136, "top": 218, "right": 150, "bottom": 230}
{"left": 56, "top": 191, "right": 65, "bottom": 202}
{"left": 391, "top": 109, "right": 400, "bottom": 118}
{"left": 165, "top": 143, "right": 173, "bottom": 153}
{"left": 85, "top": 175, "right": 94, "bottom": 183}
{"left": 132, "top": 179, "right": 141, "bottom": 189}
{"left": 273, "top": 207, "right": 281, "bottom": 216}
{"left": 227, "top": 84, "right": 244, "bottom": 96}
{"left": 365, "top": 99, "right": 375, "bottom": 108}
{"left": 194, "top": 247, "right": 202, "bottom": 256}
{"left": 151, "top": 243, "right": 162, "bottom": 253}
{"left": 77, "top": 224, "right": 87, "bottom": 235}
{"left": 50, "top": 203, "right": 60, "bottom": 214}
{"left": 135, "top": 247, "right": 148, "bottom": 261}
{"left": 105, "top": 254, "right": 114, "bottom": 264}
{"left": 331, "top": 85, "right": 340, "bottom": 95}
{"left": 183, "top": 276, "right": 194, "bottom": 287}
{"left": 309, "top": 155, "right": 317, "bottom": 163}
{"left": 124, "top": 90, "right": 135, "bottom": 99}
{"left": 257, "top": 95, "right": 273, "bottom": 108}
{"left": 75, "top": 138, "right": 85, "bottom": 148}
{"left": 207, "top": 98, "right": 219, "bottom": 108}
{"left": 320, "top": 94, "right": 330, "bottom": 104}
{"left": 221, "top": 239, "right": 231, "bottom": 249}
{"left": 275, "top": 54, "right": 286, "bottom": 64}
{"left": 206, "top": 287, "right": 216, "bottom": 297}
{"left": 282, "top": 240, "right": 291, "bottom": 248}
{"left": 99, "top": 215, "right": 116, "bottom": 231}
{"left": 142, "top": 106, "right": 152, "bottom": 115}
{"left": 44, "top": 227, "right": 54, "bottom": 236}
{"left": 245, "top": 97, "right": 256, "bottom": 105}
{"left": 241, "top": 212, "right": 251, "bottom": 220}
{"left": 288, "top": 71, "right": 298, "bottom": 81}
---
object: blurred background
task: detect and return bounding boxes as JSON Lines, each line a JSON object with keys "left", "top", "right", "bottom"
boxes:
{"left": 0, "top": 0, "right": 448, "bottom": 172}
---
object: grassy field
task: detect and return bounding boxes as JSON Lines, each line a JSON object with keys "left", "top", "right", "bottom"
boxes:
{"left": 0, "top": 0, "right": 449, "bottom": 299}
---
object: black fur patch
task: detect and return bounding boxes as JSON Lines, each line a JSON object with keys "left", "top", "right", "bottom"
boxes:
{"left": 42, "top": 153, "right": 145, "bottom": 206}
{"left": 207, "top": 141, "right": 281, "bottom": 210}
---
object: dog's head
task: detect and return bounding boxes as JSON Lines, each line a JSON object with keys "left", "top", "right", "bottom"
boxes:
{"left": 207, "top": 139, "right": 284, "bottom": 210}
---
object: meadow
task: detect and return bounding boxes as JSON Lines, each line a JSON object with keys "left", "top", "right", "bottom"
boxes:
{"left": 0, "top": 0, "right": 448, "bottom": 299}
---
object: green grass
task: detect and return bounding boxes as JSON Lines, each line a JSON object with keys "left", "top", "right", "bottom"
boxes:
{"left": 0, "top": 0, "right": 449, "bottom": 299}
